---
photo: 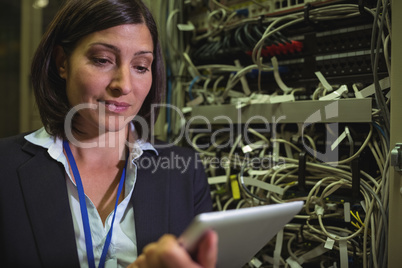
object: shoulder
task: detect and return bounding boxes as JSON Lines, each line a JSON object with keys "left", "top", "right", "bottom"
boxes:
{"left": 150, "top": 139, "right": 196, "bottom": 156}
{"left": 0, "top": 131, "right": 46, "bottom": 165}
{"left": 0, "top": 133, "right": 36, "bottom": 185}
{"left": 0, "top": 133, "right": 30, "bottom": 159}
{"left": 0, "top": 132, "right": 28, "bottom": 149}
{"left": 137, "top": 139, "right": 205, "bottom": 174}
{"left": 139, "top": 138, "right": 199, "bottom": 160}
{"left": 150, "top": 139, "right": 202, "bottom": 165}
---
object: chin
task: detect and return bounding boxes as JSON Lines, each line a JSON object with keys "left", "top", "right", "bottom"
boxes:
{"left": 99, "top": 115, "right": 133, "bottom": 133}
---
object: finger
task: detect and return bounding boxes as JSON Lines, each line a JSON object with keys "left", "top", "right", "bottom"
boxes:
{"left": 126, "top": 262, "right": 137, "bottom": 268}
{"left": 130, "top": 254, "right": 146, "bottom": 268}
{"left": 141, "top": 242, "right": 162, "bottom": 268}
{"left": 158, "top": 236, "right": 198, "bottom": 268}
{"left": 142, "top": 235, "right": 188, "bottom": 268}
{"left": 196, "top": 230, "right": 218, "bottom": 268}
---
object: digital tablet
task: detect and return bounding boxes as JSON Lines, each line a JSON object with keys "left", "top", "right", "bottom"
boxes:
{"left": 179, "top": 201, "right": 303, "bottom": 268}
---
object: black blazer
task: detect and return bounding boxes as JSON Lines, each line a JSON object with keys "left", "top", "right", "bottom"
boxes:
{"left": 0, "top": 133, "right": 212, "bottom": 267}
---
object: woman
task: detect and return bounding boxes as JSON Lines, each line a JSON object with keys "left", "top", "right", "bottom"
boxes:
{"left": 0, "top": 0, "right": 217, "bottom": 267}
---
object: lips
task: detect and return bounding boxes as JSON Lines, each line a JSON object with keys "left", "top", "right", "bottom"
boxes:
{"left": 101, "top": 100, "right": 131, "bottom": 112}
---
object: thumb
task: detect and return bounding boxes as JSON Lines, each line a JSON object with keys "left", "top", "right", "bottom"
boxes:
{"left": 196, "top": 230, "right": 218, "bottom": 268}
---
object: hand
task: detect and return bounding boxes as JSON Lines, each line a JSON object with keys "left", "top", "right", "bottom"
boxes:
{"left": 128, "top": 230, "right": 218, "bottom": 268}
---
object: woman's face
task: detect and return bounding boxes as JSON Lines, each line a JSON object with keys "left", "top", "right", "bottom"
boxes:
{"left": 58, "top": 23, "right": 154, "bottom": 135}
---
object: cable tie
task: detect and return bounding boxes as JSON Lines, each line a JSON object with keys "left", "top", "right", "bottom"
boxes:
{"left": 207, "top": 176, "right": 228, "bottom": 185}
{"left": 314, "top": 71, "right": 333, "bottom": 92}
{"left": 242, "top": 140, "right": 266, "bottom": 153}
{"left": 343, "top": 202, "right": 351, "bottom": 222}
{"left": 319, "top": 85, "right": 348, "bottom": 101}
{"left": 354, "top": 76, "right": 390, "bottom": 99}
{"left": 351, "top": 157, "right": 360, "bottom": 202}
{"left": 298, "top": 150, "right": 307, "bottom": 192}
{"left": 339, "top": 239, "right": 348, "bottom": 268}
{"left": 285, "top": 257, "right": 302, "bottom": 268}
{"left": 324, "top": 237, "right": 335, "bottom": 250}
{"left": 181, "top": 107, "right": 192, "bottom": 114}
{"left": 247, "top": 170, "right": 270, "bottom": 176}
{"left": 236, "top": 100, "right": 251, "bottom": 109}
{"left": 242, "top": 145, "right": 253, "bottom": 153}
{"left": 177, "top": 21, "right": 195, "bottom": 32}
{"left": 298, "top": 243, "right": 329, "bottom": 264}
{"left": 273, "top": 229, "right": 284, "bottom": 268}
{"left": 304, "top": 3, "right": 313, "bottom": 26}
{"left": 330, "top": 129, "right": 347, "bottom": 151}
{"left": 273, "top": 140, "right": 280, "bottom": 163}
{"left": 242, "top": 176, "right": 285, "bottom": 195}
{"left": 230, "top": 175, "right": 241, "bottom": 200}
{"left": 269, "top": 94, "right": 295, "bottom": 103}
{"left": 249, "top": 257, "right": 263, "bottom": 268}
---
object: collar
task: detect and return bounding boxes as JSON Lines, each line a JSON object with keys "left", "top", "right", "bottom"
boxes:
{"left": 24, "top": 124, "right": 158, "bottom": 163}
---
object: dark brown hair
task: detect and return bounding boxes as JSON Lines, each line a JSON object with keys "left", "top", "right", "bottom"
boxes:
{"left": 31, "top": 0, "right": 165, "bottom": 140}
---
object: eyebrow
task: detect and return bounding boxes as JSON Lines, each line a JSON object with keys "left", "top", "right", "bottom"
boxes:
{"left": 89, "top": 42, "right": 153, "bottom": 56}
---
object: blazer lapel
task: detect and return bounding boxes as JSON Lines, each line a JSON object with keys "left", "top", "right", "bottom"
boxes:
{"left": 18, "top": 142, "right": 80, "bottom": 268}
{"left": 132, "top": 150, "right": 170, "bottom": 254}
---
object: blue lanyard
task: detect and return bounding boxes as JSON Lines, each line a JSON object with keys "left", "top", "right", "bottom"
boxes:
{"left": 63, "top": 140, "right": 127, "bottom": 268}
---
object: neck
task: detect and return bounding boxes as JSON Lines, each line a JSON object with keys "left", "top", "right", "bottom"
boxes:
{"left": 66, "top": 126, "right": 129, "bottom": 168}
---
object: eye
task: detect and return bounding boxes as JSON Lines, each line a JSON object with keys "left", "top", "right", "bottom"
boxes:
{"left": 92, "top": 57, "right": 111, "bottom": 66}
{"left": 135, "top": 65, "right": 150, "bottom": 74}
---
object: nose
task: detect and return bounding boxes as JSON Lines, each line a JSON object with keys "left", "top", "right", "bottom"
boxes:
{"left": 108, "top": 65, "right": 132, "bottom": 96}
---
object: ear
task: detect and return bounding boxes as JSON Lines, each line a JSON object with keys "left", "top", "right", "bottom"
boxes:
{"left": 53, "top": 45, "right": 68, "bottom": 79}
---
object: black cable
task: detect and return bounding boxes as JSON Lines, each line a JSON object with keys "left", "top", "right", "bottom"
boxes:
{"left": 234, "top": 25, "right": 249, "bottom": 50}
{"left": 243, "top": 23, "right": 259, "bottom": 48}
{"left": 222, "top": 33, "right": 231, "bottom": 52}
{"left": 254, "top": 23, "right": 275, "bottom": 47}
{"left": 192, "top": 42, "right": 211, "bottom": 59}
{"left": 299, "top": 223, "right": 306, "bottom": 243}
{"left": 209, "top": 40, "right": 222, "bottom": 56}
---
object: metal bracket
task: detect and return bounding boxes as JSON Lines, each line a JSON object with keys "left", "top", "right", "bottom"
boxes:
{"left": 391, "top": 144, "right": 402, "bottom": 171}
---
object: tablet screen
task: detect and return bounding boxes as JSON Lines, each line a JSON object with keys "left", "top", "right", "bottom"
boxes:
{"left": 179, "top": 201, "right": 303, "bottom": 268}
